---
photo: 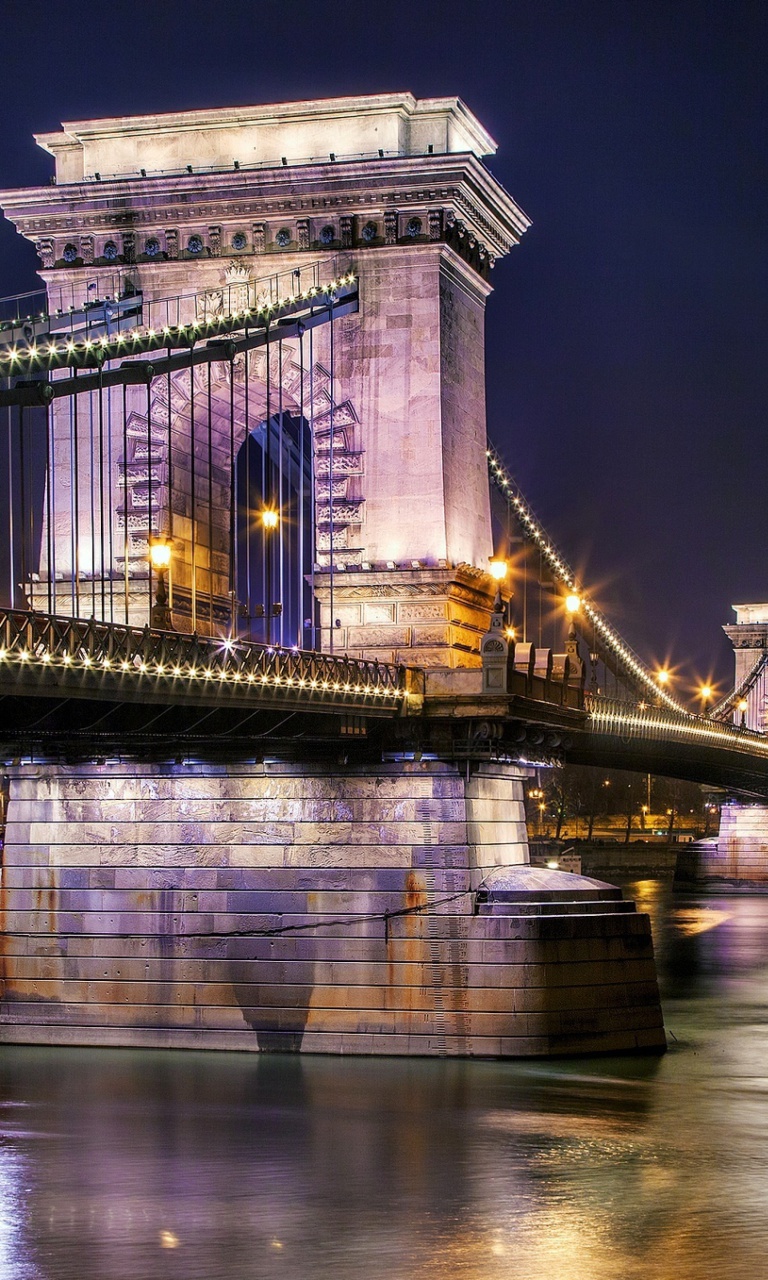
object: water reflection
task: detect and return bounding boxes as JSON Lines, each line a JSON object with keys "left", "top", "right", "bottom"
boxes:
{"left": 0, "top": 891, "right": 768, "bottom": 1278}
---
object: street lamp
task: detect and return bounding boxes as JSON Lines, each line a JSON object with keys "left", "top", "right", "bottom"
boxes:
{"left": 261, "top": 508, "right": 279, "bottom": 644}
{"left": 565, "top": 593, "right": 580, "bottom": 614}
{"left": 699, "top": 684, "right": 713, "bottom": 715}
{"left": 488, "top": 557, "right": 508, "bottom": 610}
{"left": 148, "top": 536, "right": 172, "bottom": 630}
{"left": 738, "top": 697, "right": 748, "bottom": 728}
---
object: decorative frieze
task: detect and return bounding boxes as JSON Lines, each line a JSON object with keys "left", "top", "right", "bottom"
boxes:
{"left": 165, "top": 229, "right": 179, "bottom": 259}
{"left": 297, "top": 218, "right": 310, "bottom": 250}
{"left": 340, "top": 216, "right": 353, "bottom": 248}
{"left": 79, "top": 235, "right": 94, "bottom": 264}
{"left": 209, "top": 225, "right": 222, "bottom": 257}
{"left": 252, "top": 222, "right": 266, "bottom": 253}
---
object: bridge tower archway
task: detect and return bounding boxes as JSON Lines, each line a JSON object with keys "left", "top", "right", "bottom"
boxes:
{"left": 3, "top": 92, "right": 531, "bottom": 665}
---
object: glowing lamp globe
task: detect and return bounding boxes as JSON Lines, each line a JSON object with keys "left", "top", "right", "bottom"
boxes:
{"left": 148, "top": 539, "right": 172, "bottom": 571}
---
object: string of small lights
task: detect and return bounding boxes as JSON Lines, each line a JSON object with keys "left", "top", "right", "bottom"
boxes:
{"left": 0, "top": 609, "right": 406, "bottom": 708}
{"left": 709, "top": 652, "right": 768, "bottom": 722}
{"left": 486, "top": 443, "right": 686, "bottom": 713}
{"left": 585, "top": 693, "right": 768, "bottom": 756}
{"left": 0, "top": 274, "right": 357, "bottom": 376}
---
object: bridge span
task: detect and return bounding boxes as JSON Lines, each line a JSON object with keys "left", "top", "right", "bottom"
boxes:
{"left": 0, "top": 90, "right": 746, "bottom": 1058}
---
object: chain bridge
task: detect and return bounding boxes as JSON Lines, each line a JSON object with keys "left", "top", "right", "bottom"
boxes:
{"left": 0, "top": 92, "right": 756, "bottom": 1059}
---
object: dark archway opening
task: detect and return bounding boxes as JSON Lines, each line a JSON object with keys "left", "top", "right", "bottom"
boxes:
{"left": 235, "top": 411, "right": 314, "bottom": 647}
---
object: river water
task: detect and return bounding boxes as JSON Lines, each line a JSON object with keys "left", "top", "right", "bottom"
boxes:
{"left": 1, "top": 880, "right": 768, "bottom": 1280}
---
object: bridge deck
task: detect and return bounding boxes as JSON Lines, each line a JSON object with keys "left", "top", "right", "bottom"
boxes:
{"left": 0, "top": 609, "right": 408, "bottom": 717}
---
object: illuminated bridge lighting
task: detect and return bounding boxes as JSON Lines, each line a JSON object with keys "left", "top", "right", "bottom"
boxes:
{"left": 486, "top": 444, "right": 686, "bottom": 713}
{"left": 0, "top": 608, "right": 405, "bottom": 712}
{"left": 0, "top": 272, "right": 357, "bottom": 376}
{"left": 585, "top": 693, "right": 768, "bottom": 758}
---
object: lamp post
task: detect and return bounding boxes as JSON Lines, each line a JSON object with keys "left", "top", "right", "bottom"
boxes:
{"left": 699, "top": 684, "right": 713, "bottom": 716}
{"left": 738, "top": 698, "right": 748, "bottom": 728}
{"left": 148, "top": 536, "right": 172, "bottom": 630}
{"left": 261, "top": 508, "right": 279, "bottom": 644}
{"left": 488, "top": 558, "right": 508, "bottom": 614}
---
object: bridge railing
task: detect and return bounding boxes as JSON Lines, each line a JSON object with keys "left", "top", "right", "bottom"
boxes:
{"left": 584, "top": 692, "right": 768, "bottom": 758}
{"left": 0, "top": 609, "right": 407, "bottom": 711}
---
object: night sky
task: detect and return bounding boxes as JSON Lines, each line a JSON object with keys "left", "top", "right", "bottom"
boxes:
{"left": 0, "top": 0, "right": 765, "bottom": 701}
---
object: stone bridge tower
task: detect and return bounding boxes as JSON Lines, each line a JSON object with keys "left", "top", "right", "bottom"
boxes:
{"left": 0, "top": 93, "right": 530, "bottom": 665}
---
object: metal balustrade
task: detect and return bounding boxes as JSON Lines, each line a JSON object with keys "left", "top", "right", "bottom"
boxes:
{"left": 0, "top": 609, "right": 407, "bottom": 715}
{"left": 584, "top": 692, "right": 768, "bottom": 757}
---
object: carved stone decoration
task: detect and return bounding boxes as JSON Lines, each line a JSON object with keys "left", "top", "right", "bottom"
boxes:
{"left": 209, "top": 225, "right": 222, "bottom": 257}
{"left": 35, "top": 238, "right": 54, "bottom": 269}
{"left": 384, "top": 211, "right": 398, "bottom": 245}
{"left": 340, "top": 216, "right": 353, "bottom": 248}
{"left": 165, "top": 229, "right": 179, "bottom": 260}
{"left": 79, "top": 235, "right": 94, "bottom": 265}
{"left": 223, "top": 261, "right": 251, "bottom": 313}
{"left": 316, "top": 501, "right": 364, "bottom": 524}
{"left": 121, "top": 232, "right": 135, "bottom": 263}
{"left": 197, "top": 290, "right": 224, "bottom": 320}
{"left": 252, "top": 222, "right": 266, "bottom": 253}
{"left": 428, "top": 210, "right": 442, "bottom": 241}
{"left": 297, "top": 219, "right": 310, "bottom": 250}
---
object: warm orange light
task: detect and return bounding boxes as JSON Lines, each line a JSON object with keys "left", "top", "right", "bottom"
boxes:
{"left": 261, "top": 509, "right": 279, "bottom": 530}
{"left": 565, "top": 594, "right": 580, "bottom": 614}
{"left": 148, "top": 538, "right": 171, "bottom": 571}
{"left": 489, "top": 559, "right": 508, "bottom": 581}
{"left": 657, "top": 669, "right": 670, "bottom": 685}
{"left": 738, "top": 699, "right": 748, "bottom": 713}
{"left": 505, "top": 626, "right": 516, "bottom": 640}
{"left": 700, "top": 684, "right": 713, "bottom": 700}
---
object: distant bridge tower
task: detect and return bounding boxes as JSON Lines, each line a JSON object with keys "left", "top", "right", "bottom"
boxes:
{"left": 723, "top": 602, "right": 768, "bottom": 730}
{"left": 0, "top": 93, "right": 530, "bottom": 666}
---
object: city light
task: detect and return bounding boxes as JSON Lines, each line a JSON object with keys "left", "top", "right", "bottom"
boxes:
{"left": 565, "top": 594, "right": 580, "bottom": 613}
{"left": 148, "top": 537, "right": 172, "bottom": 571}
{"left": 261, "top": 509, "right": 279, "bottom": 530}
{"left": 488, "top": 559, "right": 508, "bottom": 581}
{"left": 486, "top": 445, "right": 687, "bottom": 712}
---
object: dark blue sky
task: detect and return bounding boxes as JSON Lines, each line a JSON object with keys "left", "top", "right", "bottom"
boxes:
{"left": 1, "top": 0, "right": 765, "bottom": 698}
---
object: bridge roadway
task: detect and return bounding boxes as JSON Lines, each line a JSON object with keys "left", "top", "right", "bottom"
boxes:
{"left": 1, "top": 609, "right": 767, "bottom": 795}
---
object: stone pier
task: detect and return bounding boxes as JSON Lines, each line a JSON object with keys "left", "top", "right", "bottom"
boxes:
{"left": 0, "top": 757, "right": 665, "bottom": 1056}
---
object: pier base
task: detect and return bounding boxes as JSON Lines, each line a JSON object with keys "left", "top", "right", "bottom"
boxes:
{"left": 0, "top": 757, "right": 665, "bottom": 1056}
{"left": 676, "top": 801, "right": 768, "bottom": 890}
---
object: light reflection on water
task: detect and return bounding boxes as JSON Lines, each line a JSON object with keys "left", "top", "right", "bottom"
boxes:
{"left": 1, "top": 888, "right": 768, "bottom": 1278}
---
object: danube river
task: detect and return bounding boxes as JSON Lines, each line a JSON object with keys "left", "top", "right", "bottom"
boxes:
{"left": 1, "top": 881, "right": 768, "bottom": 1279}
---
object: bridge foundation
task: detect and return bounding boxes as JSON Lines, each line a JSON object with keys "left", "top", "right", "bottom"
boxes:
{"left": 0, "top": 755, "right": 665, "bottom": 1056}
{"left": 676, "top": 801, "right": 768, "bottom": 890}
